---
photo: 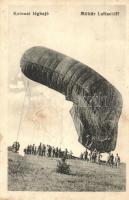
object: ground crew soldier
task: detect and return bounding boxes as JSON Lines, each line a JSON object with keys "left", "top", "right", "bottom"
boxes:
{"left": 32, "top": 144, "right": 35, "bottom": 155}
{"left": 48, "top": 145, "right": 52, "bottom": 157}
{"left": 58, "top": 148, "right": 62, "bottom": 158}
{"left": 42, "top": 144, "right": 46, "bottom": 156}
{"left": 115, "top": 153, "right": 120, "bottom": 168}
{"left": 30, "top": 145, "right": 33, "bottom": 154}
{"left": 55, "top": 147, "right": 59, "bottom": 157}
{"left": 89, "top": 151, "right": 92, "bottom": 162}
{"left": 38, "top": 143, "right": 42, "bottom": 156}
{"left": 27, "top": 145, "right": 29, "bottom": 154}
{"left": 84, "top": 149, "right": 88, "bottom": 161}
{"left": 110, "top": 153, "right": 114, "bottom": 167}
{"left": 52, "top": 146, "right": 55, "bottom": 157}
{"left": 106, "top": 152, "right": 111, "bottom": 165}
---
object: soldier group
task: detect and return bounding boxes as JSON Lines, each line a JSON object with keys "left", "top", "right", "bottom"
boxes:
{"left": 80, "top": 149, "right": 121, "bottom": 168}
{"left": 9, "top": 141, "right": 20, "bottom": 153}
{"left": 106, "top": 152, "right": 120, "bottom": 168}
{"left": 9, "top": 142, "right": 121, "bottom": 168}
{"left": 80, "top": 149, "right": 102, "bottom": 164}
{"left": 24, "top": 143, "right": 73, "bottom": 159}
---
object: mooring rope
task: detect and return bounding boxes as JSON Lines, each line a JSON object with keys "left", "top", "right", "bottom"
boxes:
{"left": 16, "top": 76, "right": 31, "bottom": 141}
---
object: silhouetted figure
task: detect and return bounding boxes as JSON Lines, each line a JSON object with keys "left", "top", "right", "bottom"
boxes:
{"left": 84, "top": 149, "right": 88, "bottom": 161}
{"left": 38, "top": 143, "right": 42, "bottom": 156}
{"left": 48, "top": 145, "right": 52, "bottom": 157}
{"left": 58, "top": 148, "right": 62, "bottom": 158}
{"left": 52, "top": 146, "right": 55, "bottom": 157}
{"left": 32, "top": 144, "right": 35, "bottom": 155}
{"left": 110, "top": 154, "right": 114, "bottom": 167}
{"left": 55, "top": 147, "right": 59, "bottom": 158}
{"left": 115, "top": 153, "right": 120, "bottom": 168}
{"left": 42, "top": 144, "right": 46, "bottom": 156}
{"left": 92, "top": 149, "right": 97, "bottom": 163}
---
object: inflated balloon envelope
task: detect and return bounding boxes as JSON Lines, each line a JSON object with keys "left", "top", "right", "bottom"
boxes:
{"left": 20, "top": 46, "right": 123, "bottom": 153}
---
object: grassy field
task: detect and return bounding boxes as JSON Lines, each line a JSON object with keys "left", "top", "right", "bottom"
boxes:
{"left": 8, "top": 152, "right": 126, "bottom": 191}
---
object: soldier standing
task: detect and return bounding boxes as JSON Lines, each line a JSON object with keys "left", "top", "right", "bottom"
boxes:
{"left": 48, "top": 145, "right": 52, "bottom": 157}
{"left": 32, "top": 144, "right": 35, "bottom": 155}
{"left": 115, "top": 153, "right": 120, "bottom": 168}
{"left": 106, "top": 152, "right": 111, "bottom": 165}
{"left": 42, "top": 144, "right": 46, "bottom": 156}
{"left": 27, "top": 145, "right": 29, "bottom": 154}
{"left": 30, "top": 145, "right": 32, "bottom": 154}
{"left": 55, "top": 147, "right": 59, "bottom": 158}
{"left": 58, "top": 148, "right": 62, "bottom": 158}
{"left": 38, "top": 143, "right": 42, "bottom": 156}
{"left": 110, "top": 153, "right": 114, "bottom": 167}
{"left": 89, "top": 151, "right": 93, "bottom": 162}
{"left": 34, "top": 145, "right": 37, "bottom": 155}
{"left": 84, "top": 149, "right": 88, "bottom": 161}
{"left": 52, "top": 146, "right": 55, "bottom": 157}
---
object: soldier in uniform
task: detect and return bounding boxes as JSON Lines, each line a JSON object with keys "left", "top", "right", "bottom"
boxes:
{"left": 55, "top": 147, "right": 59, "bottom": 158}
{"left": 32, "top": 144, "right": 35, "bottom": 155}
{"left": 38, "top": 143, "right": 42, "bottom": 156}
{"left": 92, "top": 149, "right": 97, "bottom": 163}
{"left": 42, "top": 144, "right": 46, "bottom": 156}
{"left": 48, "top": 145, "right": 52, "bottom": 157}
{"left": 34, "top": 145, "right": 37, "bottom": 155}
{"left": 115, "top": 153, "right": 120, "bottom": 168}
{"left": 58, "top": 148, "right": 62, "bottom": 158}
{"left": 27, "top": 145, "right": 29, "bottom": 154}
{"left": 110, "top": 153, "right": 114, "bottom": 167}
{"left": 52, "top": 146, "right": 55, "bottom": 157}
{"left": 84, "top": 149, "right": 88, "bottom": 161}
{"left": 106, "top": 152, "right": 111, "bottom": 165}
{"left": 89, "top": 151, "right": 93, "bottom": 162}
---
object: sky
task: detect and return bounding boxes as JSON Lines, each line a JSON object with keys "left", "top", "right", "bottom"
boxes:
{"left": 7, "top": 4, "right": 129, "bottom": 161}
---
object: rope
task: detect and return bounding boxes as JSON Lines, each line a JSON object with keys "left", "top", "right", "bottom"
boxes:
{"left": 16, "top": 90, "right": 26, "bottom": 141}
{"left": 16, "top": 76, "right": 30, "bottom": 141}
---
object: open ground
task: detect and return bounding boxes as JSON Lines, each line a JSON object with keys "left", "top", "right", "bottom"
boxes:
{"left": 8, "top": 152, "right": 126, "bottom": 191}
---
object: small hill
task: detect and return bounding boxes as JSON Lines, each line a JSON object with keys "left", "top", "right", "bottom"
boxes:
{"left": 8, "top": 152, "right": 126, "bottom": 191}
